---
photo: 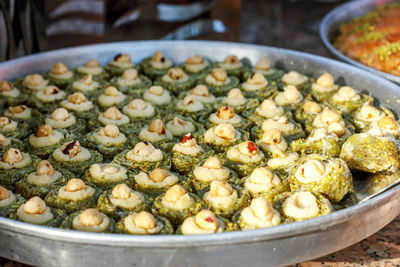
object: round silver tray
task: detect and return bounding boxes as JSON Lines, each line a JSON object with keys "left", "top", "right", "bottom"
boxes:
{"left": 0, "top": 40, "right": 400, "bottom": 267}
{"left": 320, "top": 0, "right": 400, "bottom": 85}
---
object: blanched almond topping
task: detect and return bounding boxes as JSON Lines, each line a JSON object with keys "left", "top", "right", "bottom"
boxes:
{"left": 0, "top": 80, "right": 13, "bottom": 92}
{"left": 68, "top": 92, "right": 87, "bottom": 104}
{"left": 300, "top": 160, "right": 325, "bottom": 180}
{"left": 61, "top": 140, "right": 81, "bottom": 157}
{"left": 51, "top": 108, "right": 69, "bottom": 121}
{"left": 85, "top": 59, "right": 100, "bottom": 68}
{"left": 129, "top": 99, "right": 147, "bottom": 110}
{"left": 168, "top": 68, "right": 185, "bottom": 80}
{"left": 8, "top": 105, "right": 26, "bottom": 114}
{"left": 102, "top": 164, "right": 119, "bottom": 174}
{"left": 186, "top": 55, "right": 203, "bottom": 65}
{"left": 262, "top": 129, "right": 281, "bottom": 145}
{"left": 149, "top": 168, "right": 169, "bottom": 182}
{"left": 36, "top": 160, "right": 55, "bottom": 176}
{"left": 217, "top": 106, "right": 235, "bottom": 120}
{"left": 180, "top": 134, "right": 197, "bottom": 147}
{"left": 203, "top": 156, "right": 223, "bottom": 169}
{"left": 223, "top": 55, "right": 239, "bottom": 64}
{"left": 148, "top": 86, "right": 164, "bottom": 96}
{"left": 321, "top": 110, "right": 341, "bottom": 124}
{"left": 211, "top": 68, "right": 227, "bottom": 82}
{"left": 65, "top": 178, "right": 86, "bottom": 192}
{"left": 214, "top": 123, "right": 235, "bottom": 140}
{"left": 24, "top": 196, "right": 46, "bottom": 215}
{"left": 103, "top": 107, "right": 122, "bottom": 120}
{"left": 0, "top": 134, "right": 6, "bottom": 146}
{"left": 36, "top": 124, "right": 54, "bottom": 137}
{"left": 227, "top": 88, "right": 244, "bottom": 98}
{"left": 2, "top": 148, "right": 23, "bottom": 164}
{"left": 51, "top": 62, "right": 68, "bottom": 75}
{"left": 133, "top": 211, "right": 156, "bottom": 229}
{"left": 247, "top": 72, "right": 265, "bottom": 85}
{"left": 152, "top": 50, "right": 165, "bottom": 62}
{"left": 283, "top": 85, "right": 301, "bottom": 101}
{"left": 164, "top": 184, "right": 187, "bottom": 203}
{"left": 105, "top": 86, "right": 120, "bottom": 96}
{"left": 182, "top": 95, "right": 195, "bottom": 106}
{"left": 255, "top": 58, "right": 270, "bottom": 71}
{"left": 44, "top": 86, "right": 60, "bottom": 96}
{"left": 100, "top": 124, "right": 120, "bottom": 138}
{"left": 112, "top": 183, "right": 131, "bottom": 199}
{"left": 251, "top": 197, "right": 273, "bottom": 219}
{"left": 238, "top": 141, "right": 258, "bottom": 156}
{"left": 360, "top": 105, "right": 380, "bottom": 119}
{"left": 79, "top": 209, "right": 103, "bottom": 227}
{"left": 303, "top": 101, "right": 321, "bottom": 113}
{"left": 261, "top": 99, "right": 277, "bottom": 110}
{"left": 24, "top": 74, "right": 44, "bottom": 87}
{"left": 378, "top": 116, "right": 397, "bottom": 130}
{"left": 132, "top": 142, "right": 155, "bottom": 156}
{"left": 191, "top": 85, "right": 209, "bottom": 96}
{"left": 338, "top": 86, "right": 356, "bottom": 99}
{"left": 122, "top": 68, "right": 138, "bottom": 81}
{"left": 316, "top": 73, "right": 334, "bottom": 87}
{"left": 114, "top": 53, "right": 131, "bottom": 63}
{"left": 172, "top": 117, "right": 185, "bottom": 126}
{"left": 0, "top": 117, "right": 10, "bottom": 128}
{"left": 327, "top": 123, "right": 346, "bottom": 137}
{"left": 0, "top": 186, "right": 10, "bottom": 200}
{"left": 148, "top": 119, "right": 166, "bottom": 135}
{"left": 210, "top": 180, "right": 233, "bottom": 197}
{"left": 80, "top": 74, "right": 93, "bottom": 85}
{"left": 272, "top": 149, "right": 287, "bottom": 159}
{"left": 195, "top": 210, "right": 218, "bottom": 231}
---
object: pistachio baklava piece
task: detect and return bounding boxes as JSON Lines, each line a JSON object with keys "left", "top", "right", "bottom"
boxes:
{"left": 62, "top": 208, "right": 115, "bottom": 233}
{"left": 240, "top": 72, "right": 275, "bottom": 101}
{"left": 116, "top": 211, "right": 173, "bottom": 235}
{"left": 133, "top": 168, "right": 180, "bottom": 196}
{"left": 4, "top": 105, "right": 42, "bottom": 128}
{"left": 17, "top": 196, "right": 66, "bottom": 227}
{"left": 225, "top": 141, "right": 265, "bottom": 178}
{"left": 242, "top": 167, "right": 288, "bottom": 202}
{"left": 45, "top": 178, "right": 99, "bottom": 213}
{"left": 143, "top": 85, "right": 172, "bottom": 108}
{"left": 20, "top": 73, "right": 49, "bottom": 94}
{"left": 351, "top": 104, "right": 386, "bottom": 132}
{"left": 214, "top": 55, "right": 249, "bottom": 77}
{"left": 174, "top": 95, "right": 209, "bottom": 121}
{"left": 328, "top": 86, "right": 373, "bottom": 115}
{"left": 105, "top": 53, "right": 136, "bottom": 77}
{"left": 340, "top": 129, "right": 400, "bottom": 173}
{"left": 122, "top": 99, "right": 156, "bottom": 126}
{"left": 84, "top": 124, "right": 129, "bottom": 160}
{"left": 154, "top": 67, "right": 194, "bottom": 95}
{"left": 310, "top": 73, "right": 338, "bottom": 101}
{"left": 111, "top": 68, "right": 152, "bottom": 95}
{"left": 274, "top": 191, "right": 333, "bottom": 223}
{"left": 364, "top": 115, "right": 400, "bottom": 138}
{"left": 0, "top": 148, "right": 39, "bottom": 189}
{"left": 178, "top": 209, "right": 238, "bottom": 235}
{"left": 48, "top": 140, "right": 103, "bottom": 176}
{"left": 75, "top": 59, "right": 109, "bottom": 81}
{"left": 83, "top": 163, "right": 129, "bottom": 190}
{"left": 256, "top": 129, "right": 288, "bottom": 156}
{"left": 245, "top": 99, "right": 287, "bottom": 126}
{"left": 201, "top": 68, "right": 240, "bottom": 97}
{"left": 15, "top": 160, "right": 72, "bottom": 199}
{"left": 0, "top": 133, "right": 24, "bottom": 154}
{"left": 140, "top": 50, "right": 173, "bottom": 79}
{"left": 68, "top": 74, "right": 101, "bottom": 99}
{"left": 138, "top": 119, "right": 173, "bottom": 145}
{"left": 0, "top": 117, "right": 29, "bottom": 139}
{"left": 60, "top": 92, "right": 98, "bottom": 121}
{"left": 189, "top": 156, "right": 240, "bottom": 194}
{"left": 281, "top": 70, "right": 310, "bottom": 92}
{"left": 153, "top": 184, "right": 203, "bottom": 225}
{"left": 97, "top": 183, "right": 150, "bottom": 219}
{"left": 0, "top": 186, "right": 25, "bottom": 218}
{"left": 45, "top": 108, "right": 87, "bottom": 139}
{"left": 0, "top": 80, "right": 28, "bottom": 107}
{"left": 180, "top": 55, "right": 211, "bottom": 81}
{"left": 305, "top": 107, "right": 352, "bottom": 135}
{"left": 237, "top": 197, "right": 281, "bottom": 230}
{"left": 97, "top": 85, "right": 129, "bottom": 110}
{"left": 29, "top": 85, "right": 66, "bottom": 113}
{"left": 165, "top": 116, "right": 205, "bottom": 139}
{"left": 219, "top": 88, "right": 259, "bottom": 114}
{"left": 201, "top": 123, "right": 249, "bottom": 153}
{"left": 171, "top": 134, "right": 213, "bottom": 174}
{"left": 27, "top": 124, "right": 66, "bottom": 158}
{"left": 253, "top": 115, "right": 304, "bottom": 142}
{"left": 45, "top": 62, "right": 75, "bottom": 89}
{"left": 290, "top": 154, "right": 352, "bottom": 203}
{"left": 205, "top": 106, "right": 249, "bottom": 130}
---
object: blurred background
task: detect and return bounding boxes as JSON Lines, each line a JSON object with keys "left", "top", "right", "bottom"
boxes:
{"left": 0, "top": 0, "right": 346, "bottom": 62}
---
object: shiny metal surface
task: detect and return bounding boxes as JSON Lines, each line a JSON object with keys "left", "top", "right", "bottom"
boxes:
{"left": 0, "top": 40, "right": 400, "bottom": 267}
{"left": 319, "top": 0, "right": 400, "bottom": 84}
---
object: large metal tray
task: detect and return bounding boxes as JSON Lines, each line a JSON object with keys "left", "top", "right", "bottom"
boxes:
{"left": 319, "top": 0, "right": 400, "bottom": 85}
{"left": 0, "top": 40, "right": 400, "bottom": 267}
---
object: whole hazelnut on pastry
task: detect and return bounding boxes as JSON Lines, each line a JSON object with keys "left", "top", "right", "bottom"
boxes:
{"left": 148, "top": 119, "right": 166, "bottom": 135}
{"left": 43, "top": 86, "right": 60, "bottom": 96}
{"left": 2, "top": 148, "right": 23, "bottom": 165}
{"left": 210, "top": 181, "right": 233, "bottom": 197}
{"left": 152, "top": 50, "right": 165, "bottom": 63}
{"left": 103, "top": 107, "right": 123, "bottom": 120}
{"left": 36, "top": 124, "right": 54, "bottom": 137}
{"left": 327, "top": 122, "right": 346, "bottom": 137}
{"left": 182, "top": 95, "right": 196, "bottom": 106}
{"left": 227, "top": 88, "right": 244, "bottom": 99}
{"left": 168, "top": 68, "right": 185, "bottom": 80}
{"left": 217, "top": 106, "right": 235, "bottom": 120}
{"left": 23, "top": 196, "right": 46, "bottom": 215}
{"left": 80, "top": 74, "right": 93, "bottom": 85}
{"left": 247, "top": 72, "right": 265, "bottom": 85}
{"left": 122, "top": 68, "right": 138, "bottom": 81}
{"left": 282, "top": 85, "right": 301, "bottom": 101}
{"left": 65, "top": 178, "right": 86, "bottom": 192}
{"left": 0, "top": 186, "right": 10, "bottom": 201}
{"left": 0, "top": 80, "right": 13, "bottom": 92}
{"left": 262, "top": 129, "right": 282, "bottom": 145}
{"left": 24, "top": 74, "right": 45, "bottom": 87}
{"left": 223, "top": 55, "right": 239, "bottom": 64}
{"left": 114, "top": 53, "right": 131, "bottom": 63}
{"left": 164, "top": 184, "right": 187, "bottom": 203}
{"left": 133, "top": 211, "right": 156, "bottom": 230}
{"left": 68, "top": 92, "right": 87, "bottom": 104}
{"left": 36, "top": 160, "right": 55, "bottom": 176}
{"left": 255, "top": 58, "right": 270, "bottom": 71}
{"left": 79, "top": 208, "right": 103, "bottom": 227}
{"left": 85, "top": 59, "right": 100, "bottom": 68}
{"left": 8, "top": 105, "right": 26, "bottom": 114}
{"left": 105, "top": 86, "right": 120, "bottom": 96}
{"left": 316, "top": 73, "right": 334, "bottom": 88}
{"left": 186, "top": 55, "right": 204, "bottom": 65}
{"left": 303, "top": 101, "right": 321, "bottom": 113}
{"left": 100, "top": 124, "right": 120, "bottom": 138}
{"left": 149, "top": 168, "right": 169, "bottom": 183}
{"left": 211, "top": 68, "right": 227, "bottom": 82}
{"left": 51, "top": 108, "right": 70, "bottom": 121}
{"left": 129, "top": 99, "right": 147, "bottom": 110}
{"left": 203, "top": 156, "right": 223, "bottom": 169}
{"left": 191, "top": 85, "right": 209, "bottom": 97}
{"left": 272, "top": 148, "right": 288, "bottom": 159}
{"left": 51, "top": 62, "right": 69, "bottom": 75}
{"left": 320, "top": 110, "right": 342, "bottom": 125}
{"left": 299, "top": 160, "right": 325, "bottom": 181}
{"left": 238, "top": 141, "right": 258, "bottom": 156}
{"left": 195, "top": 210, "right": 218, "bottom": 231}
{"left": 148, "top": 86, "right": 164, "bottom": 96}
{"left": 61, "top": 140, "right": 81, "bottom": 158}
{"left": 360, "top": 105, "right": 380, "bottom": 120}
{"left": 112, "top": 183, "right": 131, "bottom": 199}
{"left": 214, "top": 123, "right": 235, "bottom": 140}
{"left": 338, "top": 86, "right": 356, "bottom": 99}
